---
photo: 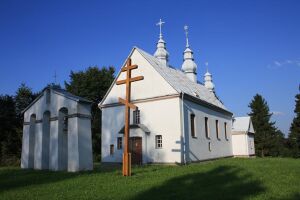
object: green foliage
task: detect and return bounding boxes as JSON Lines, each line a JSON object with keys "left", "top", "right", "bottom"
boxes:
{"left": 65, "top": 66, "right": 115, "bottom": 160}
{"left": 288, "top": 92, "right": 300, "bottom": 157}
{"left": 0, "top": 95, "right": 18, "bottom": 164}
{"left": 0, "top": 158, "right": 300, "bottom": 199}
{"left": 248, "top": 94, "right": 286, "bottom": 157}
{"left": 0, "top": 83, "right": 37, "bottom": 165}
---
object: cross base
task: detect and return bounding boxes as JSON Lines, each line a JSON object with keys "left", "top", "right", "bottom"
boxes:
{"left": 122, "top": 153, "right": 131, "bottom": 176}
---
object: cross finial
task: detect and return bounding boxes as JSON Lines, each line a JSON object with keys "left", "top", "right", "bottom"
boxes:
{"left": 156, "top": 19, "right": 165, "bottom": 39}
{"left": 53, "top": 70, "right": 57, "bottom": 84}
{"left": 184, "top": 25, "right": 189, "bottom": 48}
{"left": 205, "top": 62, "right": 209, "bottom": 72}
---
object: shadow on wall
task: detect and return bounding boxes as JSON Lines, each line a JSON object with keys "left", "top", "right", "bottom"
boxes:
{"left": 132, "top": 165, "right": 265, "bottom": 200}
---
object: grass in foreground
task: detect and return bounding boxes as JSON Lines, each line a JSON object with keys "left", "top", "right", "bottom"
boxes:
{"left": 0, "top": 158, "right": 299, "bottom": 200}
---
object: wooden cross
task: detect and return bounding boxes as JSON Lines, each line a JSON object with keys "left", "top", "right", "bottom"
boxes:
{"left": 117, "top": 58, "right": 144, "bottom": 176}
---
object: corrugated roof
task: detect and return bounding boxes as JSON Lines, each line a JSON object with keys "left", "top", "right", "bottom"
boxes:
{"left": 135, "top": 47, "right": 227, "bottom": 110}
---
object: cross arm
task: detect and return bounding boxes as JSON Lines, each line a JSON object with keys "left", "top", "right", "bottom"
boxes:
{"left": 118, "top": 97, "right": 137, "bottom": 110}
{"left": 116, "top": 76, "right": 144, "bottom": 85}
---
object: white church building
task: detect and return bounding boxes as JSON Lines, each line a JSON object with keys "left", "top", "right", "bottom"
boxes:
{"left": 99, "top": 21, "right": 255, "bottom": 164}
{"left": 21, "top": 86, "right": 93, "bottom": 172}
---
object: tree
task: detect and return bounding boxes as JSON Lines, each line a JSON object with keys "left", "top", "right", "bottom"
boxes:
{"left": 248, "top": 94, "right": 284, "bottom": 157}
{"left": 14, "top": 83, "right": 38, "bottom": 160}
{"left": 288, "top": 90, "right": 300, "bottom": 157}
{"left": 0, "top": 95, "right": 17, "bottom": 164}
{"left": 65, "top": 66, "right": 115, "bottom": 160}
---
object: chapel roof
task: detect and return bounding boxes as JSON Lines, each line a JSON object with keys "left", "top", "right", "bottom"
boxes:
{"left": 232, "top": 116, "right": 255, "bottom": 133}
{"left": 22, "top": 85, "right": 92, "bottom": 114}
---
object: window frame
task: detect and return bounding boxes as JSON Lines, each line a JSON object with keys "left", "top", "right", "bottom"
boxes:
{"left": 117, "top": 137, "right": 122, "bottom": 149}
{"left": 155, "top": 135, "right": 162, "bottom": 149}
{"left": 133, "top": 109, "right": 140, "bottom": 124}
{"left": 216, "top": 120, "right": 219, "bottom": 139}
{"left": 224, "top": 122, "right": 228, "bottom": 140}
{"left": 190, "top": 114, "right": 196, "bottom": 138}
{"left": 205, "top": 117, "right": 210, "bottom": 139}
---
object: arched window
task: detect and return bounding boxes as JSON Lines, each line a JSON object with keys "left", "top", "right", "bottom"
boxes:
{"left": 28, "top": 114, "right": 36, "bottom": 169}
{"left": 42, "top": 111, "right": 50, "bottom": 169}
{"left": 58, "top": 107, "right": 68, "bottom": 170}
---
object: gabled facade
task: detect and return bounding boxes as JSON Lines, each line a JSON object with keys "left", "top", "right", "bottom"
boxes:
{"left": 232, "top": 117, "right": 255, "bottom": 157}
{"left": 21, "top": 86, "right": 93, "bottom": 172}
{"left": 99, "top": 47, "right": 234, "bottom": 164}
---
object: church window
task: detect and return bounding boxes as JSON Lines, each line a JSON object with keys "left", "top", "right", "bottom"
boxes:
{"left": 216, "top": 120, "right": 219, "bottom": 139}
{"left": 209, "top": 142, "right": 212, "bottom": 151}
{"left": 110, "top": 144, "right": 114, "bottom": 155}
{"left": 117, "top": 137, "right": 122, "bottom": 149}
{"left": 63, "top": 116, "right": 68, "bottom": 133}
{"left": 205, "top": 117, "right": 209, "bottom": 138}
{"left": 224, "top": 122, "right": 228, "bottom": 140}
{"left": 155, "top": 135, "right": 162, "bottom": 149}
{"left": 190, "top": 114, "right": 196, "bottom": 138}
{"left": 133, "top": 109, "right": 140, "bottom": 124}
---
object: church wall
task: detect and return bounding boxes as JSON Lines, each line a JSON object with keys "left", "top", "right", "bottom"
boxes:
{"left": 49, "top": 119, "right": 59, "bottom": 170}
{"left": 248, "top": 134, "right": 255, "bottom": 155}
{"left": 22, "top": 89, "right": 93, "bottom": 172}
{"left": 232, "top": 134, "right": 248, "bottom": 156}
{"left": 68, "top": 117, "right": 79, "bottom": 172}
{"left": 78, "top": 118, "right": 93, "bottom": 170}
{"left": 102, "top": 49, "right": 178, "bottom": 105}
{"left": 183, "top": 98, "right": 233, "bottom": 162}
{"left": 34, "top": 122, "right": 43, "bottom": 169}
{"left": 21, "top": 125, "right": 30, "bottom": 168}
{"left": 101, "top": 97, "right": 182, "bottom": 164}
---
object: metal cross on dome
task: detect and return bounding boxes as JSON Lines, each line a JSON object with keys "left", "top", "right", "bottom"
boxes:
{"left": 184, "top": 25, "right": 189, "bottom": 47}
{"left": 156, "top": 19, "right": 165, "bottom": 38}
{"left": 117, "top": 58, "right": 144, "bottom": 176}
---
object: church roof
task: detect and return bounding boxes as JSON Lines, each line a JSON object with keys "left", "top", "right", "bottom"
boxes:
{"left": 134, "top": 47, "right": 228, "bottom": 111}
{"left": 51, "top": 87, "right": 93, "bottom": 104}
{"left": 22, "top": 86, "right": 92, "bottom": 114}
{"left": 232, "top": 116, "right": 255, "bottom": 133}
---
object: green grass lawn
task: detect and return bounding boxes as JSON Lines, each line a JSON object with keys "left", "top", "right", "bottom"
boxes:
{"left": 0, "top": 158, "right": 299, "bottom": 200}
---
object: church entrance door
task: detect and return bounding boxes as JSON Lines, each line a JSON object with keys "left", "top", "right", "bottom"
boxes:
{"left": 129, "top": 137, "right": 142, "bottom": 165}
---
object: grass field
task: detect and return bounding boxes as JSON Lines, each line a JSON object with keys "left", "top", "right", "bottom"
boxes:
{"left": 0, "top": 158, "right": 299, "bottom": 200}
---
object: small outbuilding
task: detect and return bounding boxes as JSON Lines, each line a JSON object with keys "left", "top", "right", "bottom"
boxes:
{"left": 232, "top": 116, "right": 255, "bottom": 157}
{"left": 21, "top": 86, "right": 93, "bottom": 172}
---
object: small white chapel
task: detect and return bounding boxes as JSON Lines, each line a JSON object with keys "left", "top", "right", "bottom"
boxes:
{"left": 21, "top": 85, "right": 93, "bottom": 172}
{"left": 99, "top": 20, "right": 255, "bottom": 164}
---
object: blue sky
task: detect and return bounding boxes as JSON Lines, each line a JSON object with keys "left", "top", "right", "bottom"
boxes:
{"left": 0, "top": 0, "right": 299, "bottom": 135}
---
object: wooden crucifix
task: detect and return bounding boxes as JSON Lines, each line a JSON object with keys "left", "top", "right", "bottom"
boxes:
{"left": 117, "top": 58, "right": 144, "bottom": 176}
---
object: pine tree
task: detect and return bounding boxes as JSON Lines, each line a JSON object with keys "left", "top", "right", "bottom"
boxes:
{"left": 288, "top": 89, "right": 300, "bottom": 157}
{"left": 248, "top": 94, "right": 282, "bottom": 157}
{"left": 14, "top": 83, "right": 38, "bottom": 160}
{"left": 0, "top": 95, "right": 17, "bottom": 164}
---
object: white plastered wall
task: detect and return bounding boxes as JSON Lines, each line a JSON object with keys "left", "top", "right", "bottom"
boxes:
{"left": 102, "top": 49, "right": 178, "bottom": 105}
{"left": 183, "top": 99, "right": 233, "bottom": 162}
{"left": 101, "top": 97, "right": 182, "bottom": 164}
{"left": 232, "top": 133, "right": 249, "bottom": 156}
{"left": 21, "top": 89, "right": 93, "bottom": 171}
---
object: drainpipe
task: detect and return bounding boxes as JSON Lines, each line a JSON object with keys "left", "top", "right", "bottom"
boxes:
{"left": 181, "top": 92, "right": 187, "bottom": 165}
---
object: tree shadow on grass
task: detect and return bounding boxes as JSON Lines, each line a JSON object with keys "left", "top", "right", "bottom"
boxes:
{"left": 132, "top": 165, "right": 266, "bottom": 200}
{"left": 0, "top": 163, "right": 121, "bottom": 193}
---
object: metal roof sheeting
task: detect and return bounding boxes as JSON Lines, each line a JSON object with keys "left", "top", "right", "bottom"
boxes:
{"left": 135, "top": 47, "right": 227, "bottom": 111}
